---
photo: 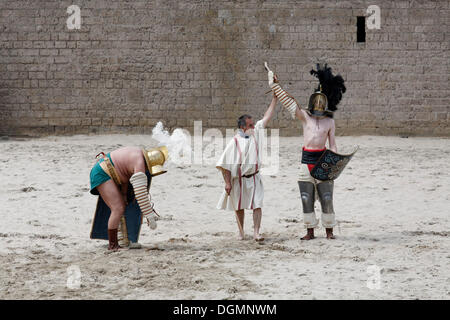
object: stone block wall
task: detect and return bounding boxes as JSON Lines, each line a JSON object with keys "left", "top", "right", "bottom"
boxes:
{"left": 0, "top": 0, "right": 448, "bottom": 136}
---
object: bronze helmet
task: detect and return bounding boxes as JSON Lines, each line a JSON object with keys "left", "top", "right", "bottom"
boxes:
{"left": 307, "top": 85, "right": 331, "bottom": 117}
{"left": 142, "top": 146, "right": 168, "bottom": 176}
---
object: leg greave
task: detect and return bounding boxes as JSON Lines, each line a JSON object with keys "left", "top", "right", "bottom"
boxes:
{"left": 298, "top": 181, "right": 315, "bottom": 213}
{"left": 298, "top": 181, "right": 319, "bottom": 228}
{"left": 317, "top": 181, "right": 334, "bottom": 214}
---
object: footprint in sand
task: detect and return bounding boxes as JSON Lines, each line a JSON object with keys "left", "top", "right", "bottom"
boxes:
{"left": 21, "top": 187, "right": 37, "bottom": 192}
{"left": 279, "top": 218, "right": 299, "bottom": 223}
{"left": 27, "top": 220, "right": 41, "bottom": 227}
{"left": 159, "top": 215, "right": 173, "bottom": 221}
{"left": 403, "top": 230, "right": 449, "bottom": 237}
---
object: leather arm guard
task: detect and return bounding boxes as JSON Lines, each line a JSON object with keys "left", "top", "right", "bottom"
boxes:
{"left": 129, "top": 172, "right": 157, "bottom": 230}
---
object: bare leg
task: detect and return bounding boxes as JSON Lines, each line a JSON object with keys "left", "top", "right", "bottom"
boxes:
{"left": 97, "top": 180, "right": 126, "bottom": 250}
{"left": 235, "top": 209, "right": 245, "bottom": 240}
{"left": 252, "top": 208, "right": 264, "bottom": 241}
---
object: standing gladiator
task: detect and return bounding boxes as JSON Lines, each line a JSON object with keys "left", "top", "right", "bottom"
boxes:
{"left": 266, "top": 63, "right": 346, "bottom": 240}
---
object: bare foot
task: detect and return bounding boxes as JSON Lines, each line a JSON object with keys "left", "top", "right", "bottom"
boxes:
{"left": 301, "top": 228, "right": 315, "bottom": 240}
{"left": 326, "top": 228, "right": 336, "bottom": 239}
{"left": 254, "top": 234, "right": 264, "bottom": 242}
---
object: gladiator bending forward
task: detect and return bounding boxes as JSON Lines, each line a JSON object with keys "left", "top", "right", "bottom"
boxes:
{"left": 89, "top": 146, "right": 168, "bottom": 250}
{"left": 267, "top": 63, "right": 346, "bottom": 240}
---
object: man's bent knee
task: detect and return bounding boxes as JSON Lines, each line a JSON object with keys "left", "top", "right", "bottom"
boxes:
{"left": 111, "top": 204, "right": 126, "bottom": 216}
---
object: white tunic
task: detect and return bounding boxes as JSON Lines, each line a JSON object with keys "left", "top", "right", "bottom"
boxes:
{"left": 216, "top": 120, "right": 264, "bottom": 211}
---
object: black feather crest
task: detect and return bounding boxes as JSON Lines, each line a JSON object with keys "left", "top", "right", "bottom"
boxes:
{"left": 310, "top": 63, "right": 346, "bottom": 112}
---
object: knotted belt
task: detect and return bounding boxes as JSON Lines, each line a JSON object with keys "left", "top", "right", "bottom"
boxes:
{"left": 96, "top": 152, "right": 129, "bottom": 246}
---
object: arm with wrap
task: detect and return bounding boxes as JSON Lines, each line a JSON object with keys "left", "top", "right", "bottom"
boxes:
{"left": 265, "top": 62, "right": 304, "bottom": 121}
{"left": 129, "top": 172, "right": 158, "bottom": 230}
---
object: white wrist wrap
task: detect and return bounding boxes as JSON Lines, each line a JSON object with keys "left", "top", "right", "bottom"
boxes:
{"left": 130, "top": 172, "right": 157, "bottom": 230}
{"left": 271, "top": 83, "right": 297, "bottom": 119}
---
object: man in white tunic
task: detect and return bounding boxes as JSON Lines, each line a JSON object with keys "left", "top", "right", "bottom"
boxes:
{"left": 216, "top": 94, "right": 278, "bottom": 241}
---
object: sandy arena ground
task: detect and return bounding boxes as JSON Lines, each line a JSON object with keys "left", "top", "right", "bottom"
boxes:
{"left": 0, "top": 134, "right": 449, "bottom": 299}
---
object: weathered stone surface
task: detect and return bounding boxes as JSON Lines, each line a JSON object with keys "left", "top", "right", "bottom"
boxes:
{"left": 0, "top": 0, "right": 448, "bottom": 137}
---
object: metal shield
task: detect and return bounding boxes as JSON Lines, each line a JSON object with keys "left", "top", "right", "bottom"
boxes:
{"left": 310, "top": 146, "right": 359, "bottom": 181}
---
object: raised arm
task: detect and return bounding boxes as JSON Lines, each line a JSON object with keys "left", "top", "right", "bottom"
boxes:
{"left": 261, "top": 94, "right": 278, "bottom": 128}
{"left": 266, "top": 63, "right": 305, "bottom": 122}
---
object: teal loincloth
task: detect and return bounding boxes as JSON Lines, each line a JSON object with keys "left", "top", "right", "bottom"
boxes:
{"left": 89, "top": 153, "right": 114, "bottom": 195}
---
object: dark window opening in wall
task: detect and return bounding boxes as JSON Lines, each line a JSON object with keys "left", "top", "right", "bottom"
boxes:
{"left": 357, "top": 16, "right": 366, "bottom": 42}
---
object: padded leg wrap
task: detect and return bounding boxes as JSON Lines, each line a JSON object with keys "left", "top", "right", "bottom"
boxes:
{"left": 298, "top": 181, "right": 315, "bottom": 213}
{"left": 303, "top": 212, "right": 319, "bottom": 229}
{"left": 321, "top": 213, "right": 336, "bottom": 228}
{"left": 130, "top": 172, "right": 157, "bottom": 230}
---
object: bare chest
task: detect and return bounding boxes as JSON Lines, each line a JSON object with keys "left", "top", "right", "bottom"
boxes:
{"left": 304, "top": 117, "right": 332, "bottom": 137}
